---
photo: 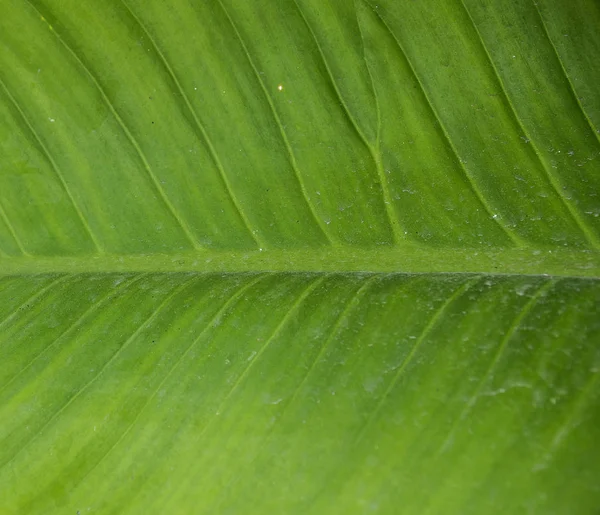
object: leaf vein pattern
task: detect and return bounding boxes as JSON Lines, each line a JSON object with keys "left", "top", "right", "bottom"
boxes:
{"left": 0, "top": 275, "right": 145, "bottom": 395}
{"left": 119, "top": 0, "right": 262, "bottom": 248}
{"left": 364, "top": 0, "right": 523, "bottom": 246}
{"left": 0, "top": 200, "right": 26, "bottom": 256}
{"left": 459, "top": 0, "right": 600, "bottom": 248}
{"left": 0, "top": 274, "right": 197, "bottom": 471}
{"left": 549, "top": 367, "right": 600, "bottom": 453}
{"left": 278, "top": 275, "right": 380, "bottom": 420}
{"left": 355, "top": 276, "right": 481, "bottom": 444}
{"left": 70, "top": 274, "right": 268, "bottom": 491}
{"left": 0, "top": 76, "right": 102, "bottom": 251}
{"left": 292, "top": 0, "right": 374, "bottom": 150}
{"left": 531, "top": 0, "right": 600, "bottom": 144}
{"left": 214, "top": 0, "right": 334, "bottom": 244}
{"left": 205, "top": 276, "right": 326, "bottom": 426}
{"left": 293, "top": 0, "right": 402, "bottom": 243}
{"left": 437, "top": 278, "right": 556, "bottom": 454}
{"left": 214, "top": 274, "right": 381, "bottom": 509}
{"left": 0, "top": 275, "right": 67, "bottom": 330}
{"left": 163, "top": 276, "right": 327, "bottom": 512}
{"left": 354, "top": 2, "right": 398, "bottom": 239}
{"left": 22, "top": 0, "right": 201, "bottom": 249}
{"left": 354, "top": 1, "right": 382, "bottom": 155}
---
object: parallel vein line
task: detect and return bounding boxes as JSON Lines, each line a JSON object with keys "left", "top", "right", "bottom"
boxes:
{"left": 0, "top": 275, "right": 194, "bottom": 471}
{"left": 292, "top": 0, "right": 374, "bottom": 151}
{"left": 161, "top": 276, "right": 328, "bottom": 500}
{"left": 0, "top": 76, "right": 102, "bottom": 251}
{"left": 549, "top": 367, "right": 599, "bottom": 452}
{"left": 214, "top": 0, "right": 334, "bottom": 245}
{"left": 215, "top": 274, "right": 380, "bottom": 509}
{"left": 70, "top": 274, "right": 268, "bottom": 491}
{"left": 167, "top": 276, "right": 326, "bottom": 509}
{"left": 280, "top": 275, "right": 379, "bottom": 417}
{"left": 207, "top": 276, "right": 325, "bottom": 423}
{"left": 365, "top": 1, "right": 524, "bottom": 246}
{"left": 119, "top": 0, "right": 262, "bottom": 248}
{"left": 355, "top": 276, "right": 481, "bottom": 444}
{"left": 354, "top": 1, "right": 382, "bottom": 151}
{"left": 22, "top": 0, "right": 201, "bottom": 250}
{"left": 354, "top": 4, "right": 404, "bottom": 246}
{"left": 0, "top": 275, "right": 67, "bottom": 330}
{"left": 0, "top": 198, "right": 27, "bottom": 256}
{"left": 293, "top": 1, "right": 402, "bottom": 244}
{"left": 437, "top": 278, "right": 556, "bottom": 454}
{"left": 531, "top": 0, "right": 600, "bottom": 145}
{"left": 526, "top": 368, "right": 599, "bottom": 485}
{"left": 0, "top": 275, "right": 143, "bottom": 395}
{"left": 459, "top": 0, "right": 600, "bottom": 249}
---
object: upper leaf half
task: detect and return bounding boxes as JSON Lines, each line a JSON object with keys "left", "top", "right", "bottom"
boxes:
{"left": 0, "top": 0, "right": 599, "bottom": 258}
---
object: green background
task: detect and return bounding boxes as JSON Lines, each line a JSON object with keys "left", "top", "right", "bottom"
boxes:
{"left": 0, "top": 0, "right": 599, "bottom": 513}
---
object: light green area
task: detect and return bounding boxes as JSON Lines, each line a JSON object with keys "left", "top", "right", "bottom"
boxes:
{"left": 0, "top": 0, "right": 599, "bottom": 513}
{"left": 1, "top": 247, "right": 600, "bottom": 277}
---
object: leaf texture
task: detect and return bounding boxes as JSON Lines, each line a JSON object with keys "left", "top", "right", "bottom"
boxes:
{"left": 0, "top": 0, "right": 599, "bottom": 513}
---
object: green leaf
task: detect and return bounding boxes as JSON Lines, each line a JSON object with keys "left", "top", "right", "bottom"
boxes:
{"left": 0, "top": 0, "right": 599, "bottom": 513}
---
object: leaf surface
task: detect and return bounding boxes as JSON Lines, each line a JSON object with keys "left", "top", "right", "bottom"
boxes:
{"left": 0, "top": 0, "right": 599, "bottom": 513}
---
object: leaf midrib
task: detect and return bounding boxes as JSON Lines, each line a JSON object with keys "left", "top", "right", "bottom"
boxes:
{"left": 1, "top": 247, "right": 599, "bottom": 278}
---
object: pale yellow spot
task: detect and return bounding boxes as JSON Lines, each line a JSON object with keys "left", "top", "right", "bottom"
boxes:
{"left": 277, "top": 84, "right": 283, "bottom": 91}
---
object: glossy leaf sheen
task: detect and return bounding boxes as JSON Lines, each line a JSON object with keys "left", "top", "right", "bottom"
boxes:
{"left": 0, "top": 0, "right": 599, "bottom": 513}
